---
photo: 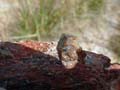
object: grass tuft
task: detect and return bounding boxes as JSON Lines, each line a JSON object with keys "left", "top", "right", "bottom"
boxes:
{"left": 14, "top": 0, "right": 68, "bottom": 41}
{"left": 12, "top": 0, "right": 105, "bottom": 41}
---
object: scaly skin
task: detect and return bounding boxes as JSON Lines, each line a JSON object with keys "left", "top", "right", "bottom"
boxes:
{"left": 57, "top": 33, "right": 83, "bottom": 69}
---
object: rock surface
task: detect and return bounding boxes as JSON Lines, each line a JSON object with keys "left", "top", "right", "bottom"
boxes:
{"left": 0, "top": 41, "right": 120, "bottom": 90}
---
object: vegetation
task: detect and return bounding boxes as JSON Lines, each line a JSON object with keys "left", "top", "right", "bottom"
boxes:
{"left": 75, "top": 0, "right": 104, "bottom": 18}
{"left": 12, "top": 0, "right": 68, "bottom": 41}
{"left": 88, "top": 0, "right": 104, "bottom": 13}
{"left": 11, "top": 0, "right": 104, "bottom": 41}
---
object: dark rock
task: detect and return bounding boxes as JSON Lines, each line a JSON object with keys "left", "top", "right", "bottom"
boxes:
{"left": 0, "top": 41, "right": 119, "bottom": 90}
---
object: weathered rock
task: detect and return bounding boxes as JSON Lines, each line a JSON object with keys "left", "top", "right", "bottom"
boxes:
{"left": 0, "top": 41, "right": 119, "bottom": 90}
{"left": 0, "top": 42, "right": 13, "bottom": 59}
{"left": 84, "top": 51, "right": 111, "bottom": 70}
{"left": 107, "top": 64, "right": 120, "bottom": 90}
{"left": 110, "top": 77, "right": 120, "bottom": 90}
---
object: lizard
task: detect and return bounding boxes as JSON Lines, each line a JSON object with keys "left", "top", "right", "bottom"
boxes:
{"left": 57, "top": 33, "right": 85, "bottom": 69}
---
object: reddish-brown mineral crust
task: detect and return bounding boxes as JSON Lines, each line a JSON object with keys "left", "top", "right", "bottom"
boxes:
{"left": 0, "top": 41, "right": 119, "bottom": 90}
{"left": 19, "top": 40, "right": 50, "bottom": 52}
{"left": 108, "top": 63, "right": 120, "bottom": 70}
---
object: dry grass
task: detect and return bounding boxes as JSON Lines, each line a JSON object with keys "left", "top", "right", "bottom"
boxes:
{"left": 5, "top": 0, "right": 104, "bottom": 41}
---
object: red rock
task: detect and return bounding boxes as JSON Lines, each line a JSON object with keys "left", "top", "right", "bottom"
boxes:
{"left": 0, "top": 41, "right": 119, "bottom": 90}
{"left": 108, "top": 63, "right": 120, "bottom": 70}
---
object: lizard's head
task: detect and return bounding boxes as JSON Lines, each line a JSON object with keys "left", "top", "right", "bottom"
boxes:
{"left": 57, "top": 33, "right": 83, "bottom": 69}
{"left": 61, "top": 46, "right": 79, "bottom": 69}
{"left": 61, "top": 46, "right": 78, "bottom": 61}
{"left": 61, "top": 33, "right": 80, "bottom": 49}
